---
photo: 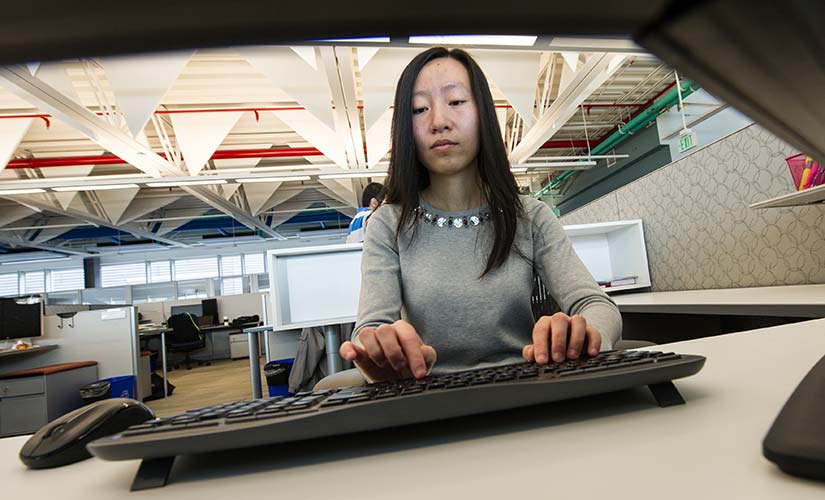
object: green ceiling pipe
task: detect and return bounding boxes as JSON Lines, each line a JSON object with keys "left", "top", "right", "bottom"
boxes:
{"left": 533, "top": 79, "right": 699, "bottom": 198}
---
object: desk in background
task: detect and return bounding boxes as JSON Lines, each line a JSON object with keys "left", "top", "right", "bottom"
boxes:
{"left": 2, "top": 319, "right": 825, "bottom": 498}
{"left": 612, "top": 284, "right": 825, "bottom": 344}
{"left": 0, "top": 344, "right": 58, "bottom": 362}
{"left": 137, "top": 327, "right": 171, "bottom": 398}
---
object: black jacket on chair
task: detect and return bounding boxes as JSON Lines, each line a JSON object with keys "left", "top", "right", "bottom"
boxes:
{"left": 166, "top": 313, "right": 206, "bottom": 369}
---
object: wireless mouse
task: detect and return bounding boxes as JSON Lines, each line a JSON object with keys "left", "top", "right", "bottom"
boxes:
{"left": 763, "top": 353, "right": 825, "bottom": 480}
{"left": 19, "top": 398, "right": 155, "bottom": 469}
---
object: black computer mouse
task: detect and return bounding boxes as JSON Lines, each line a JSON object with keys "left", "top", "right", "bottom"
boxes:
{"left": 19, "top": 398, "right": 155, "bottom": 469}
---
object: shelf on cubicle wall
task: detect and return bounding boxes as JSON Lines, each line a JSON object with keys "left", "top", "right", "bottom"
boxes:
{"left": 562, "top": 219, "right": 651, "bottom": 293}
{"left": 749, "top": 183, "right": 825, "bottom": 209}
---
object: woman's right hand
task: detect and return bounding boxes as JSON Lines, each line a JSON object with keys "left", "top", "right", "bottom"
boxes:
{"left": 339, "top": 320, "right": 436, "bottom": 382}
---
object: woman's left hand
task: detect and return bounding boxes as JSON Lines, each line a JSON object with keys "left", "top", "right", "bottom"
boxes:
{"left": 523, "top": 312, "right": 602, "bottom": 364}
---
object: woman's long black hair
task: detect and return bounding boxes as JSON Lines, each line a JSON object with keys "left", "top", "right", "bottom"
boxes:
{"left": 384, "top": 47, "right": 523, "bottom": 277}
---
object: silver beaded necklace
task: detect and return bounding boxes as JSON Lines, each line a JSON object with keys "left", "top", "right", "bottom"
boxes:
{"left": 415, "top": 205, "right": 491, "bottom": 229}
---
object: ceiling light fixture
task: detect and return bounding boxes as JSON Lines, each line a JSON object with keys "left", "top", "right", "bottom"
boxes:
{"left": 409, "top": 35, "right": 538, "bottom": 46}
{"left": 145, "top": 179, "right": 228, "bottom": 187}
{"left": 317, "top": 36, "right": 391, "bottom": 43}
{"left": 317, "top": 172, "right": 388, "bottom": 180}
{"left": 512, "top": 161, "right": 598, "bottom": 169}
{"left": 236, "top": 176, "right": 311, "bottom": 183}
{"left": 52, "top": 184, "right": 141, "bottom": 192}
{"left": 0, "top": 256, "right": 72, "bottom": 266}
{"left": 0, "top": 188, "right": 46, "bottom": 195}
{"left": 526, "top": 155, "right": 629, "bottom": 161}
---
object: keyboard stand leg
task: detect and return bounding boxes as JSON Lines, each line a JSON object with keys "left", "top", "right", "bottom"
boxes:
{"left": 130, "top": 456, "right": 176, "bottom": 491}
{"left": 648, "top": 381, "right": 685, "bottom": 407}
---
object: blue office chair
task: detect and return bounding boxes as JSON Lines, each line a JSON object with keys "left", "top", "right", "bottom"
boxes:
{"left": 166, "top": 313, "right": 209, "bottom": 370}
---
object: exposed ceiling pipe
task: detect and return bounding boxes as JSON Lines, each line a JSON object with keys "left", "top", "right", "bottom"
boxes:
{"left": 2, "top": 103, "right": 642, "bottom": 153}
{"left": 6, "top": 147, "right": 325, "bottom": 169}
{"left": 534, "top": 80, "right": 697, "bottom": 198}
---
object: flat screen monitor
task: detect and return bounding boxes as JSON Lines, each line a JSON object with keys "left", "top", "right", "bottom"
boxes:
{"left": 0, "top": 298, "right": 42, "bottom": 340}
{"left": 201, "top": 298, "right": 218, "bottom": 325}
{"left": 170, "top": 304, "right": 203, "bottom": 318}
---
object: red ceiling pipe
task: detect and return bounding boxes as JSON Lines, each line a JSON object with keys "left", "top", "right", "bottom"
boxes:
{"left": 5, "top": 147, "right": 325, "bottom": 169}
{"left": 538, "top": 81, "right": 679, "bottom": 151}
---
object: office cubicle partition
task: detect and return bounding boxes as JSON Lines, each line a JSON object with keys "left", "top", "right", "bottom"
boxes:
{"left": 2, "top": 307, "right": 140, "bottom": 380}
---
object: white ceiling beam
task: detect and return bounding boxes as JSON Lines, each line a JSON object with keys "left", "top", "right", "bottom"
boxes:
{"left": 0, "top": 65, "right": 283, "bottom": 239}
{"left": 0, "top": 65, "right": 176, "bottom": 177}
{"left": 319, "top": 47, "right": 366, "bottom": 169}
{"left": 0, "top": 236, "right": 94, "bottom": 257}
{"left": 508, "top": 53, "right": 628, "bottom": 164}
{"left": 0, "top": 205, "right": 37, "bottom": 228}
{"left": 5, "top": 194, "right": 188, "bottom": 247}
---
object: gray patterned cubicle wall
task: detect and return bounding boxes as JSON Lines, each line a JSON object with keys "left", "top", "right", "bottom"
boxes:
{"left": 560, "top": 124, "right": 825, "bottom": 292}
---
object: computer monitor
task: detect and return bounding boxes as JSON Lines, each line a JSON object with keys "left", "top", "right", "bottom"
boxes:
{"left": 0, "top": 297, "right": 42, "bottom": 340}
{"left": 201, "top": 299, "right": 218, "bottom": 325}
{"left": 170, "top": 304, "right": 203, "bottom": 318}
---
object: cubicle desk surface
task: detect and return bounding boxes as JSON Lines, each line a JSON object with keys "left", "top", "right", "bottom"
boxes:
{"left": 613, "top": 284, "right": 825, "bottom": 317}
{"left": 3, "top": 319, "right": 825, "bottom": 498}
{"left": 0, "top": 344, "right": 58, "bottom": 360}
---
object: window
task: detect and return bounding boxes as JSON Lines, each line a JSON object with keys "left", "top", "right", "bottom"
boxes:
{"left": 220, "top": 255, "right": 242, "bottom": 276}
{"left": 132, "top": 283, "right": 175, "bottom": 303}
{"left": 49, "top": 267, "right": 84, "bottom": 292}
{"left": 22, "top": 271, "right": 45, "bottom": 294}
{"left": 221, "top": 277, "right": 243, "bottom": 296}
{"left": 244, "top": 253, "right": 265, "bottom": 275}
{"left": 0, "top": 273, "right": 18, "bottom": 297}
{"left": 174, "top": 257, "right": 219, "bottom": 281}
{"left": 101, "top": 262, "right": 147, "bottom": 287}
{"left": 148, "top": 261, "right": 171, "bottom": 283}
{"left": 177, "top": 279, "right": 209, "bottom": 299}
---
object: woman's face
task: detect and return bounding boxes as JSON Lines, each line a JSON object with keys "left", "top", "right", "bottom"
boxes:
{"left": 411, "top": 57, "right": 480, "bottom": 178}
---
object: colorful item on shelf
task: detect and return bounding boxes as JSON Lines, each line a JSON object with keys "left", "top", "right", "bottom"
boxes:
{"left": 786, "top": 154, "right": 823, "bottom": 191}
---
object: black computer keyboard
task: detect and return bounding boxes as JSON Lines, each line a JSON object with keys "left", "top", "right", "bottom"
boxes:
{"left": 89, "top": 349, "right": 705, "bottom": 472}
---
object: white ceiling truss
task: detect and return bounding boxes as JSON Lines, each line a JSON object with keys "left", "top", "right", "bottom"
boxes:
{"left": 0, "top": 36, "right": 680, "bottom": 256}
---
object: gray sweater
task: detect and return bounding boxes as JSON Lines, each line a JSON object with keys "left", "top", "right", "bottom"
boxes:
{"left": 353, "top": 195, "right": 622, "bottom": 374}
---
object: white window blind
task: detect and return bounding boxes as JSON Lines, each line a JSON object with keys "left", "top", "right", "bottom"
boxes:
{"left": 101, "top": 262, "right": 147, "bottom": 287}
{"left": 132, "top": 283, "right": 175, "bottom": 304}
{"left": 49, "top": 268, "right": 84, "bottom": 292}
{"left": 220, "top": 255, "right": 242, "bottom": 277}
{"left": 148, "top": 261, "right": 171, "bottom": 283}
{"left": 22, "top": 271, "right": 45, "bottom": 294}
{"left": 244, "top": 253, "right": 265, "bottom": 275}
{"left": 174, "top": 257, "right": 219, "bottom": 281}
{"left": 0, "top": 273, "right": 19, "bottom": 296}
{"left": 221, "top": 277, "right": 243, "bottom": 296}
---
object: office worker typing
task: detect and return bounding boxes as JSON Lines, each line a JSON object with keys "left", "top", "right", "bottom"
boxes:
{"left": 340, "top": 48, "right": 622, "bottom": 382}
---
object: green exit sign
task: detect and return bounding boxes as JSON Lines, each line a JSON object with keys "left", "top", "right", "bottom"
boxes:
{"left": 678, "top": 129, "right": 697, "bottom": 153}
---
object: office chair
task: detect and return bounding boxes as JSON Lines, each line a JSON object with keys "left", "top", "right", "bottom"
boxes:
{"left": 166, "top": 313, "right": 209, "bottom": 370}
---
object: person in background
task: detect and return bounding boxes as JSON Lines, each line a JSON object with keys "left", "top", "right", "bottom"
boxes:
{"left": 339, "top": 47, "right": 622, "bottom": 383}
{"left": 345, "top": 182, "right": 385, "bottom": 244}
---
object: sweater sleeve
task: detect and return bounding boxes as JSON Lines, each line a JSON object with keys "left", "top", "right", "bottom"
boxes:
{"left": 530, "top": 201, "right": 622, "bottom": 350}
{"left": 351, "top": 206, "right": 403, "bottom": 345}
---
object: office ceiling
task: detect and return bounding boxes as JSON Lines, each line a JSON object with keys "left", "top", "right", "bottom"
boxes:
{"left": 0, "top": 37, "right": 680, "bottom": 256}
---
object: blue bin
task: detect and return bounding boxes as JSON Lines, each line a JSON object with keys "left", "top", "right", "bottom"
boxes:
{"left": 103, "top": 375, "right": 136, "bottom": 399}
{"left": 264, "top": 358, "right": 294, "bottom": 398}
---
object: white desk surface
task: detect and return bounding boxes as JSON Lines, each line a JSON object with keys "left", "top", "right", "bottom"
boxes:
{"left": 3, "top": 319, "right": 825, "bottom": 499}
{"left": 613, "top": 283, "right": 825, "bottom": 316}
